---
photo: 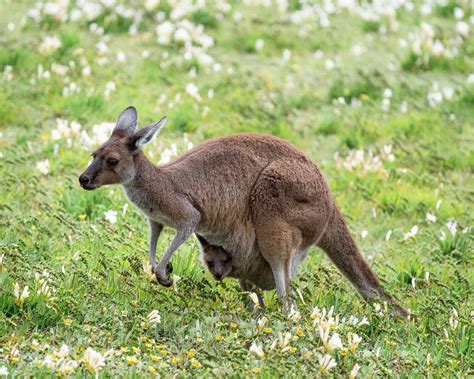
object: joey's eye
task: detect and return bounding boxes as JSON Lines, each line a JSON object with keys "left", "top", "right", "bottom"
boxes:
{"left": 206, "top": 260, "right": 214, "bottom": 268}
{"left": 223, "top": 257, "right": 231, "bottom": 264}
{"left": 106, "top": 158, "right": 119, "bottom": 167}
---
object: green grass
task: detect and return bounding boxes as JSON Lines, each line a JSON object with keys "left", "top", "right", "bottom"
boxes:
{"left": 0, "top": 1, "right": 473, "bottom": 377}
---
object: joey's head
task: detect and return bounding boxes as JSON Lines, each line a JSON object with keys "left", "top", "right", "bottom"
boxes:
{"left": 197, "top": 235, "right": 233, "bottom": 281}
{"left": 79, "top": 106, "right": 166, "bottom": 190}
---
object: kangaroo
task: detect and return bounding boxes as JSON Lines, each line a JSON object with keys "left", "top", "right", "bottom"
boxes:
{"left": 79, "top": 106, "right": 408, "bottom": 316}
{"left": 196, "top": 234, "right": 266, "bottom": 309}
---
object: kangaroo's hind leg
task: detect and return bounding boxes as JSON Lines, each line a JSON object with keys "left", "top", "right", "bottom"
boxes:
{"left": 255, "top": 222, "right": 302, "bottom": 311}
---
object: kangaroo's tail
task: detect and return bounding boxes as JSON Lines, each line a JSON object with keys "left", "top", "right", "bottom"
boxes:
{"left": 316, "top": 206, "right": 408, "bottom": 317}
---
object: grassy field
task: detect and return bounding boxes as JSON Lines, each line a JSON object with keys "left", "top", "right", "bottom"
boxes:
{"left": 0, "top": 0, "right": 473, "bottom": 377}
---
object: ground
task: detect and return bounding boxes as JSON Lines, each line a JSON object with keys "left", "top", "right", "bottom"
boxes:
{"left": 0, "top": 0, "right": 473, "bottom": 377}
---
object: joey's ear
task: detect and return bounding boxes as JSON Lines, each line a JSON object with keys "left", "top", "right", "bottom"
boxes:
{"left": 196, "top": 234, "right": 211, "bottom": 248}
{"left": 114, "top": 106, "right": 138, "bottom": 135}
{"left": 130, "top": 116, "right": 167, "bottom": 149}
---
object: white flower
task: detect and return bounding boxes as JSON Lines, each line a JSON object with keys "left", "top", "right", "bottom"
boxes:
{"left": 104, "top": 210, "right": 118, "bottom": 224}
{"left": 383, "top": 88, "right": 392, "bottom": 98}
{"left": 454, "top": 7, "right": 464, "bottom": 20}
{"left": 116, "top": 51, "right": 126, "bottom": 62}
{"left": 249, "top": 292, "right": 260, "bottom": 309}
{"left": 147, "top": 310, "right": 161, "bottom": 324}
{"left": 249, "top": 341, "right": 264, "bottom": 359}
{"left": 39, "top": 36, "right": 62, "bottom": 55}
{"left": 288, "top": 305, "right": 301, "bottom": 322}
{"left": 36, "top": 159, "right": 50, "bottom": 175}
{"left": 13, "top": 282, "right": 29, "bottom": 303}
{"left": 446, "top": 220, "right": 457, "bottom": 236}
{"left": 83, "top": 347, "right": 105, "bottom": 372}
{"left": 456, "top": 21, "right": 469, "bottom": 37}
{"left": 403, "top": 225, "right": 418, "bottom": 241}
{"left": 426, "top": 212, "right": 436, "bottom": 223}
{"left": 282, "top": 49, "right": 291, "bottom": 61}
{"left": 255, "top": 39, "right": 265, "bottom": 51}
{"left": 350, "top": 363, "right": 361, "bottom": 378}
{"left": 360, "top": 230, "right": 368, "bottom": 239}
{"left": 325, "top": 59, "right": 334, "bottom": 70}
{"left": 318, "top": 354, "right": 337, "bottom": 374}
{"left": 0, "top": 366, "right": 8, "bottom": 376}
{"left": 385, "top": 230, "right": 393, "bottom": 241}
{"left": 327, "top": 332, "right": 343, "bottom": 351}
{"left": 348, "top": 333, "right": 362, "bottom": 352}
{"left": 185, "top": 83, "right": 201, "bottom": 102}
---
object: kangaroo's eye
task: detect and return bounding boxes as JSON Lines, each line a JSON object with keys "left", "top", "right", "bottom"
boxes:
{"left": 206, "top": 260, "right": 214, "bottom": 268}
{"left": 106, "top": 158, "right": 119, "bottom": 167}
{"left": 223, "top": 257, "right": 231, "bottom": 264}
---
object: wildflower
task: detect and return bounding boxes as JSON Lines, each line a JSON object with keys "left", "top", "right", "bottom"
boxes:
{"left": 427, "top": 353, "right": 432, "bottom": 366}
{"left": 63, "top": 318, "right": 72, "bottom": 326}
{"left": 39, "top": 36, "right": 61, "bottom": 55}
{"left": 327, "top": 333, "right": 343, "bottom": 351}
{"left": 282, "top": 49, "right": 291, "bottom": 61}
{"left": 143, "top": 260, "right": 157, "bottom": 282}
{"left": 126, "top": 356, "right": 139, "bottom": 365}
{"left": 350, "top": 363, "right": 361, "bottom": 378}
{"left": 147, "top": 310, "right": 161, "bottom": 324}
{"left": 104, "top": 210, "right": 118, "bottom": 224}
{"left": 255, "top": 39, "right": 265, "bottom": 51}
{"left": 360, "top": 230, "right": 368, "bottom": 239}
{"left": 185, "top": 83, "right": 201, "bottom": 102}
{"left": 426, "top": 212, "right": 436, "bottom": 223}
{"left": 249, "top": 341, "right": 264, "bottom": 359}
{"left": 446, "top": 221, "right": 457, "bottom": 236}
{"left": 190, "top": 358, "right": 201, "bottom": 368}
{"left": 0, "top": 366, "right": 7, "bottom": 376}
{"left": 13, "top": 282, "right": 29, "bottom": 304}
{"left": 385, "top": 230, "right": 392, "bottom": 242}
{"left": 0, "top": 253, "right": 4, "bottom": 270}
{"left": 83, "top": 347, "right": 105, "bottom": 373}
{"left": 249, "top": 292, "right": 260, "bottom": 309}
{"left": 36, "top": 160, "right": 50, "bottom": 175}
{"left": 449, "top": 308, "right": 459, "bottom": 330}
{"left": 403, "top": 225, "right": 418, "bottom": 241}
{"left": 348, "top": 333, "right": 362, "bottom": 352}
{"left": 325, "top": 59, "right": 335, "bottom": 70}
{"left": 456, "top": 21, "right": 469, "bottom": 37}
{"left": 318, "top": 354, "right": 337, "bottom": 374}
{"left": 288, "top": 306, "right": 301, "bottom": 322}
{"left": 57, "top": 360, "right": 78, "bottom": 376}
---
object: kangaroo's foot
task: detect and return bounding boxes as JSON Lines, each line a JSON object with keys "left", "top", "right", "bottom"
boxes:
{"left": 154, "top": 264, "right": 173, "bottom": 287}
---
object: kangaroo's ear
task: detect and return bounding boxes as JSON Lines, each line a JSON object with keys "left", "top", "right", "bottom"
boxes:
{"left": 130, "top": 116, "right": 167, "bottom": 149}
{"left": 196, "top": 234, "right": 211, "bottom": 248}
{"left": 114, "top": 106, "right": 138, "bottom": 135}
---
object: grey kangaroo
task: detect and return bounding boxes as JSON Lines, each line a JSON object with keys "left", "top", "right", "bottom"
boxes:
{"left": 79, "top": 106, "right": 407, "bottom": 316}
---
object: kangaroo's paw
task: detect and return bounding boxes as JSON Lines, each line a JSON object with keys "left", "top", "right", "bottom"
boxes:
{"left": 154, "top": 265, "right": 173, "bottom": 287}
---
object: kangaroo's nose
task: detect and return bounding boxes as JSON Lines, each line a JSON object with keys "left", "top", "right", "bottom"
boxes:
{"left": 79, "top": 174, "right": 90, "bottom": 186}
{"left": 214, "top": 273, "right": 222, "bottom": 280}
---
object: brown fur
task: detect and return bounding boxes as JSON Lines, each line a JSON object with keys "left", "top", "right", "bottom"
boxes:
{"left": 79, "top": 106, "right": 407, "bottom": 316}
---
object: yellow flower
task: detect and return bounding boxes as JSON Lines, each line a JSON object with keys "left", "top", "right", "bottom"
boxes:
{"left": 63, "top": 318, "right": 72, "bottom": 326}
{"left": 148, "top": 366, "right": 157, "bottom": 374}
{"left": 294, "top": 326, "right": 304, "bottom": 337}
{"left": 190, "top": 358, "right": 201, "bottom": 368}
{"left": 126, "top": 356, "right": 139, "bottom": 365}
{"left": 252, "top": 367, "right": 262, "bottom": 374}
{"left": 214, "top": 335, "right": 223, "bottom": 341}
{"left": 263, "top": 327, "right": 272, "bottom": 334}
{"left": 171, "top": 356, "right": 179, "bottom": 365}
{"left": 78, "top": 214, "right": 87, "bottom": 221}
{"left": 150, "top": 355, "right": 160, "bottom": 362}
{"left": 187, "top": 349, "right": 197, "bottom": 358}
{"left": 229, "top": 322, "right": 237, "bottom": 329}
{"left": 132, "top": 347, "right": 140, "bottom": 354}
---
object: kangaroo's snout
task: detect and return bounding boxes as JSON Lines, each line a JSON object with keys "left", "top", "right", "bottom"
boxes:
{"left": 79, "top": 172, "right": 98, "bottom": 190}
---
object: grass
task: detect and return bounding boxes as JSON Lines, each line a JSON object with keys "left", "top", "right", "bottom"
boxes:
{"left": 0, "top": 0, "right": 473, "bottom": 377}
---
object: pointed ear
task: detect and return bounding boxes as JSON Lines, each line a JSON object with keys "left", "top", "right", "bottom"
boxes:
{"left": 131, "top": 116, "right": 167, "bottom": 149}
{"left": 196, "top": 234, "right": 211, "bottom": 249}
{"left": 114, "top": 106, "right": 138, "bottom": 135}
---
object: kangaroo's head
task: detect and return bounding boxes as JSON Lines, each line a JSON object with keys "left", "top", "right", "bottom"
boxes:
{"left": 79, "top": 106, "right": 166, "bottom": 190}
{"left": 197, "top": 235, "right": 233, "bottom": 281}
